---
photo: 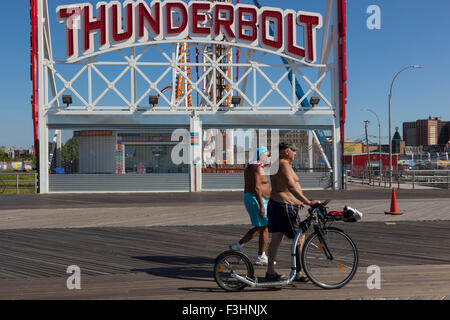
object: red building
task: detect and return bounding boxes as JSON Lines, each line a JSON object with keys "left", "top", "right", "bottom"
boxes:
{"left": 344, "top": 153, "right": 398, "bottom": 172}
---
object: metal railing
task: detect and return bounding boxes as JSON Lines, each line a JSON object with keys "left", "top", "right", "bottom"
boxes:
{"left": 408, "top": 170, "right": 450, "bottom": 189}
{"left": 0, "top": 173, "right": 38, "bottom": 194}
{"left": 346, "top": 169, "right": 450, "bottom": 190}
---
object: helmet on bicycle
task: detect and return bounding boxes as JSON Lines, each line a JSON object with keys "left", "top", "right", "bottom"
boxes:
{"left": 343, "top": 206, "right": 363, "bottom": 222}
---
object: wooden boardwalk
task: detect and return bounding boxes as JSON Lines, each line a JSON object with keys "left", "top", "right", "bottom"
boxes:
{"left": 2, "top": 188, "right": 450, "bottom": 210}
{"left": 0, "top": 221, "right": 450, "bottom": 299}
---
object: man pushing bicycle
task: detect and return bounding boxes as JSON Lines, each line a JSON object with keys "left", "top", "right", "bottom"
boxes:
{"left": 265, "top": 142, "right": 320, "bottom": 282}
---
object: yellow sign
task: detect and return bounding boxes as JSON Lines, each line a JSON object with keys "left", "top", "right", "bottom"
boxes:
{"left": 344, "top": 142, "right": 363, "bottom": 154}
{"left": 437, "top": 161, "right": 450, "bottom": 167}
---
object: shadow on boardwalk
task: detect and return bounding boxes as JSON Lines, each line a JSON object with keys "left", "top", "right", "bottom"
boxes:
{"left": 131, "top": 255, "right": 322, "bottom": 294}
{"left": 132, "top": 255, "right": 215, "bottom": 282}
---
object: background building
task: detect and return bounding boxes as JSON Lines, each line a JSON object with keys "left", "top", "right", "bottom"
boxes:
{"left": 392, "top": 127, "right": 403, "bottom": 154}
{"left": 267, "top": 130, "right": 325, "bottom": 169}
{"left": 1, "top": 147, "right": 35, "bottom": 160}
{"left": 438, "top": 121, "right": 450, "bottom": 145}
{"left": 403, "top": 117, "right": 449, "bottom": 146}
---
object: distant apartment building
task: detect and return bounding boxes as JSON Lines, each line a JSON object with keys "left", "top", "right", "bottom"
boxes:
{"left": 280, "top": 131, "right": 307, "bottom": 147}
{"left": 403, "top": 117, "right": 449, "bottom": 146}
{"left": 7, "top": 148, "right": 15, "bottom": 159}
{"left": 439, "top": 121, "right": 450, "bottom": 145}
{"left": 2, "top": 147, "right": 35, "bottom": 160}
{"left": 266, "top": 130, "right": 307, "bottom": 150}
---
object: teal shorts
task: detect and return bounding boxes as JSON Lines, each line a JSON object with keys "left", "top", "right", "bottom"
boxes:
{"left": 244, "top": 192, "right": 269, "bottom": 227}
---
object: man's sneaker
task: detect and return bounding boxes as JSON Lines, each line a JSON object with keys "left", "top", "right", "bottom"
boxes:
{"left": 294, "top": 272, "right": 310, "bottom": 283}
{"left": 265, "top": 272, "right": 288, "bottom": 282}
{"left": 229, "top": 243, "right": 243, "bottom": 252}
{"left": 255, "top": 255, "right": 268, "bottom": 266}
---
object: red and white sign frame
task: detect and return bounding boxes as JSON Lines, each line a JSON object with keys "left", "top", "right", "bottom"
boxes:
{"left": 30, "top": 0, "right": 347, "bottom": 193}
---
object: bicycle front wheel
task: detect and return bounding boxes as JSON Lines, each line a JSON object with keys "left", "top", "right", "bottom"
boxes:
{"left": 302, "top": 227, "right": 358, "bottom": 289}
{"left": 214, "top": 250, "right": 254, "bottom": 292}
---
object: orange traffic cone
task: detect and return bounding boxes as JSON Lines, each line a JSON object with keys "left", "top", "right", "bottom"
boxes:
{"left": 385, "top": 188, "right": 403, "bottom": 215}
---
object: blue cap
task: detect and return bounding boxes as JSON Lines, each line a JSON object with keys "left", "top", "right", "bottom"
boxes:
{"left": 256, "top": 146, "right": 268, "bottom": 160}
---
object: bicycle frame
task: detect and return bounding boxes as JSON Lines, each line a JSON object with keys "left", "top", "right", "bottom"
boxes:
{"left": 230, "top": 204, "right": 334, "bottom": 288}
{"left": 215, "top": 200, "right": 360, "bottom": 291}
{"left": 231, "top": 227, "right": 306, "bottom": 288}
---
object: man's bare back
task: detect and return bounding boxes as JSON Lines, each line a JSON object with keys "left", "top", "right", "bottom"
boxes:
{"left": 244, "top": 164, "right": 270, "bottom": 199}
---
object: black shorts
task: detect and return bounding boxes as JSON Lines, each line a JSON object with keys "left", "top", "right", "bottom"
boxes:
{"left": 267, "top": 199, "right": 301, "bottom": 239}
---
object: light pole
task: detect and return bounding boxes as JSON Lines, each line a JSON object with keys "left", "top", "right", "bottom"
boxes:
{"left": 388, "top": 65, "right": 424, "bottom": 187}
{"left": 364, "top": 120, "right": 371, "bottom": 184}
{"left": 362, "top": 108, "right": 382, "bottom": 182}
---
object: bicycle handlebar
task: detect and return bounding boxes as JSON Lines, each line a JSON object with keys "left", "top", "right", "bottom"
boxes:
{"left": 308, "top": 200, "right": 331, "bottom": 215}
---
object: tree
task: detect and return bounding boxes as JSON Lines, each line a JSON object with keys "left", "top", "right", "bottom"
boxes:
{"left": 21, "top": 154, "right": 37, "bottom": 166}
{"left": 0, "top": 152, "right": 8, "bottom": 162}
{"left": 62, "top": 137, "right": 79, "bottom": 163}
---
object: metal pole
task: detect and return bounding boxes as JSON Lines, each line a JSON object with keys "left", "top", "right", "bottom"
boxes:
{"left": 308, "top": 131, "right": 314, "bottom": 173}
{"left": 389, "top": 92, "right": 393, "bottom": 188}
{"left": 388, "top": 65, "right": 424, "bottom": 188}
{"left": 379, "top": 123, "right": 382, "bottom": 186}
{"left": 364, "top": 120, "right": 371, "bottom": 185}
{"left": 345, "top": 169, "right": 348, "bottom": 190}
{"left": 16, "top": 174, "right": 19, "bottom": 195}
{"left": 362, "top": 108, "right": 382, "bottom": 186}
{"left": 412, "top": 170, "right": 415, "bottom": 190}
{"left": 38, "top": 0, "right": 49, "bottom": 193}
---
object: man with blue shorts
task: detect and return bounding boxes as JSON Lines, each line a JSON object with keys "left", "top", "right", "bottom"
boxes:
{"left": 230, "top": 147, "right": 271, "bottom": 265}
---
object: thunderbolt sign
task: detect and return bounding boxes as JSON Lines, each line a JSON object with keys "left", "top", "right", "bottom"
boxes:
{"left": 57, "top": 0, "right": 323, "bottom": 62}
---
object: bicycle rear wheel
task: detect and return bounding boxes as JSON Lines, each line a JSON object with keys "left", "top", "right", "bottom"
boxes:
{"left": 214, "top": 250, "right": 254, "bottom": 292}
{"left": 302, "top": 227, "right": 358, "bottom": 289}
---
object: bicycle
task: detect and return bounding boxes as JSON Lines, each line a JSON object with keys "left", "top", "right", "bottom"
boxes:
{"left": 213, "top": 200, "right": 359, "bottom": 291}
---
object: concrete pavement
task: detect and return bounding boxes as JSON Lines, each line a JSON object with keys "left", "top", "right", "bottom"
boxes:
{"left": 0, "top": 186, "right": 449, "bottom": 230}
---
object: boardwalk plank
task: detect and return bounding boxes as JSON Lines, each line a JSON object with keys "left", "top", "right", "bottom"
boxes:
{"left": 0, "top": 222, "right": 449, "bottom": 282}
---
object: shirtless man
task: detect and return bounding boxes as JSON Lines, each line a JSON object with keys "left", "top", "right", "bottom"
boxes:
{"left": 265, "top": 142, "right": 319, "bottom": 281}
{"left": 230, "top": 146, "right": 271, "bottom": 265}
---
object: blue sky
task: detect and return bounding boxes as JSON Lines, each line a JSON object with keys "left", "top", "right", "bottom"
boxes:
{"left": 0, "top": 0, "right": 449, "bottom": 148}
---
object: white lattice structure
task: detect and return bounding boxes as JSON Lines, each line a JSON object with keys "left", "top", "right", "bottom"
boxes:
{"left": 31, "top": 0, "right": 347, "bottom": 193}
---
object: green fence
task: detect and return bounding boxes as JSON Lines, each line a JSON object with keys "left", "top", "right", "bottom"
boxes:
{"left": 0, "top": 173, "right": 38, "bottom": 195}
